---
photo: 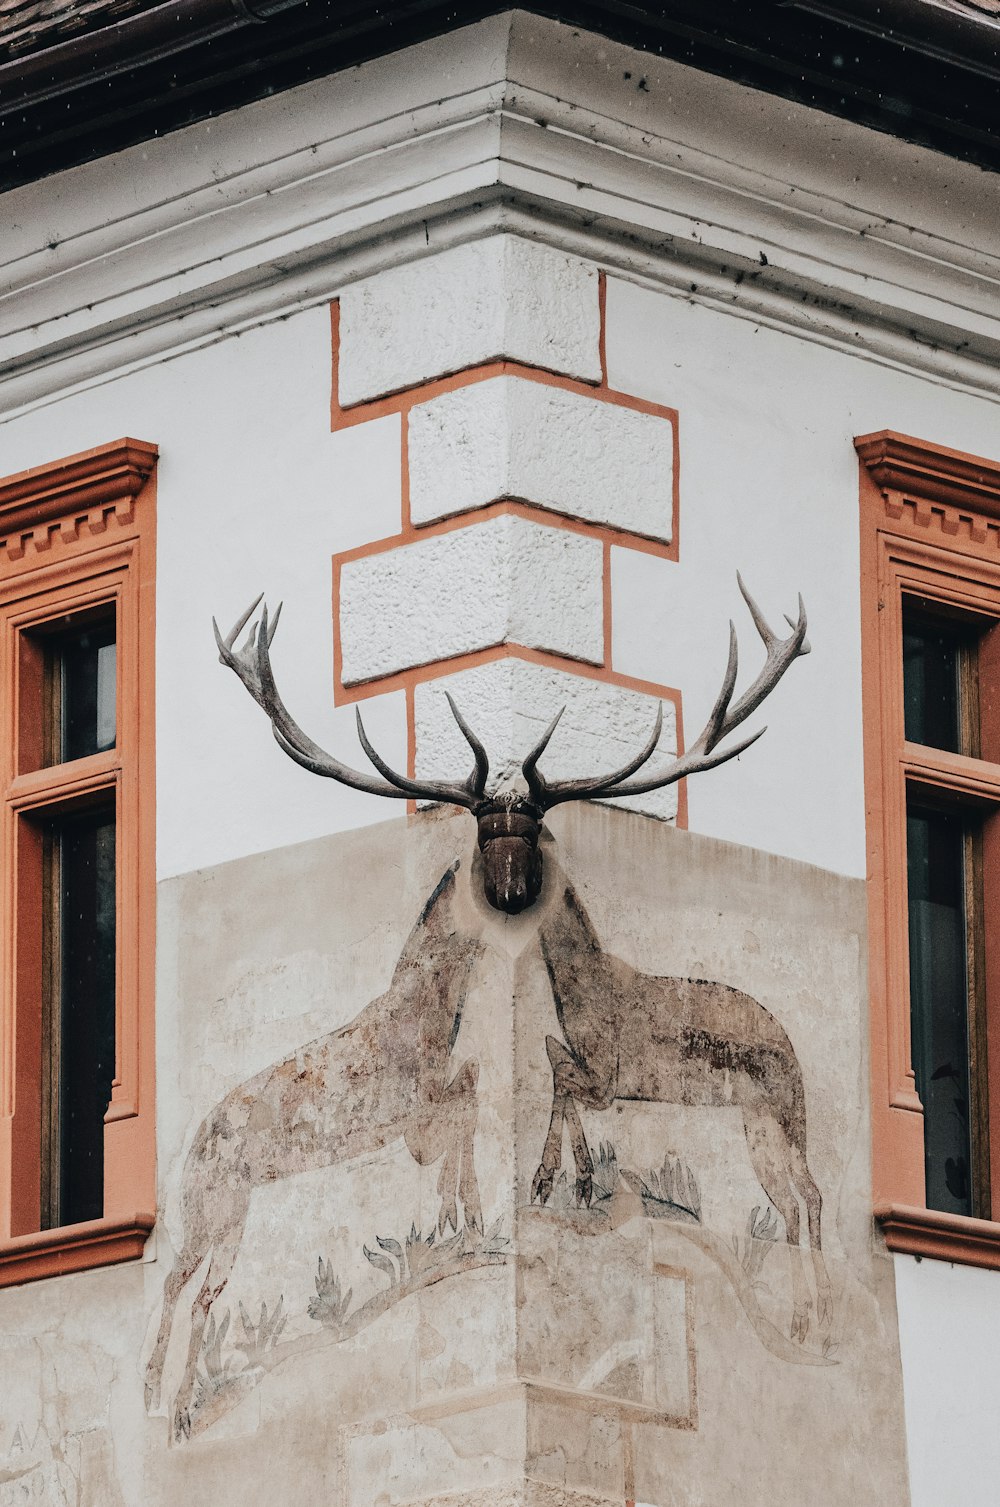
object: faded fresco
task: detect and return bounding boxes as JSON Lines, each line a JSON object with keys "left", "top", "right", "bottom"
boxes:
{"left": 0, "top": 808, "right": 910, "bottom": 1505}
{"left": 532, "top": 879, "right": 830, "bottom": 1344}
{"left": 145, "top": 860, "right": 492, "bottom": 1436}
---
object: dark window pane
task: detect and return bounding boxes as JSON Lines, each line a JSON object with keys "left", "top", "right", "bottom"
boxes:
{"left": 51, "top": 813, "right": 116, "bottom": 1228}
{"left": 902, "top": 607, "right": 962, "bottom": 752}
{"left": 906, "top": 806, "right": 972, "bottom": 1217}
{"left": 59, "top": 623, "right": 116, "bottom": 763}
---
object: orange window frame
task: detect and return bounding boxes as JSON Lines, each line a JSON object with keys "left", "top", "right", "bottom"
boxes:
{"left": 0, "top": 439, "right": 157, "bottom": 1285}
{"left": 859, "top": 429, "right": 1000, "bottom": 1268}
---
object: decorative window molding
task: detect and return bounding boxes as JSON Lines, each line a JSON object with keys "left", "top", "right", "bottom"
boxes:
{"left": 859, "top": 428, "right": 1000, "bottom": 1269}
{"left": 0, "top": 439, "right": 157, "bottom": 1287}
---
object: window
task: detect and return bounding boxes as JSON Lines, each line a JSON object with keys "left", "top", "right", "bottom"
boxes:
{"left": 859, "top": 429, "right": 1000, "bottom": 1267}
{"left": 0, "top": 439, "right": 157, "bottom": 1284}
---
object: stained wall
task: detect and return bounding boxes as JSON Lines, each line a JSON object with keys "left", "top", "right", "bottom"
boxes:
{"left": 2, "top": 9, "right": 1000, "bottom": 1503}
{"left": 3, "top": 808, "right": 911, "bottom": 1503}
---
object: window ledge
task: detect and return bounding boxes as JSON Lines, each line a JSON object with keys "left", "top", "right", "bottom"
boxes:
{"left": 876, "top": 1203, "right": 1000, "bottom": 1269}
{"left": 0, "top": 1212, "right": 154, "bottom": 1287}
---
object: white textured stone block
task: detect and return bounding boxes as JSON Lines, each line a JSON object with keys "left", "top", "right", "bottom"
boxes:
{"left": 409, "top": 374, "right": 674, "bottom": 540}
{"left": 414, "top": 659, "right": 678, "bottom": 822}
{"left": 338, "top": 237, "right": 601, "bottom": 405}
{"left": 339, "top": 516, "right": 603, "bottom": 683}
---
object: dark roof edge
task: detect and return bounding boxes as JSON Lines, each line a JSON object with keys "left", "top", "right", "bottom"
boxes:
{"left": 0, "top": 0, "right": 302, "bottom": 112}
{"left": 2, "top": 2, "right": 1000, "bottom": 190}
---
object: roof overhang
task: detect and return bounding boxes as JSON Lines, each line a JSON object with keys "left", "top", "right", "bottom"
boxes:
{"left": 1, "top": 0, "right": 999, "bottom": 189}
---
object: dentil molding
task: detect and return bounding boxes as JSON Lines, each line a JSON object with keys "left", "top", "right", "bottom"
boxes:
{"left": 3, "top": 11, "right": 1000, "bottom": 417}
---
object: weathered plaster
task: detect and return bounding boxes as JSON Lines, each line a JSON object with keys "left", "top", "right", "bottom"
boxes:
{"left": 1, "top": 806, "right": 908, "bottom": 1503}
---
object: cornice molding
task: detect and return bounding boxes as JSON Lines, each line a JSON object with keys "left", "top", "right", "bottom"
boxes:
{"left": 855, "top": 429, "right": 1000, "bottom": 515}
{"left": 0, "top": 1212, "right": 155, "bottom": 1286}
{"left": 3, "top": 15, "right": 1000, "bottom": 417}
{"left": 0, "top": 439, "right": 159, "bottom": 539}
{"left": 876, "top": 1203, "right": 1000, "bottom": 1271}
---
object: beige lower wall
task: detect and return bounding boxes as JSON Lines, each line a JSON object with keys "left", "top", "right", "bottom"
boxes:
{"left": 0, "top": 806, "right": 909, "bottom": 1505}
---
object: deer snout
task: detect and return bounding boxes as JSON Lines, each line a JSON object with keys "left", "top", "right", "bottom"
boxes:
{"left": 482, "top": 836, "right": 543, "bottom": 914}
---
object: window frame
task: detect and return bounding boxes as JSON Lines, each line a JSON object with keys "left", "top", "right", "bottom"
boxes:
{"left": 859, "top": 428, "right": 1000, "bottom": 1269}
{"left": 0, "top": 439, "right": 157, "bottom": 1285}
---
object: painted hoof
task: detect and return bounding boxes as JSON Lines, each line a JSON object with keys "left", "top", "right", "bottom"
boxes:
{"left": 531, "top": 1166, "right": 554, "bottom": 1204}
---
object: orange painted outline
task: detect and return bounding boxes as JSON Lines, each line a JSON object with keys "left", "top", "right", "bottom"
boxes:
{"left": 0, "top": 439, "right": 156, "bottom": 1284}
{"left": 329, "top": 269, "right": 687, "bottom": 828}
{"left": 858, "top": 428, "right": 1000, "bottom": 1265}
{"left": 329, "top": 274, "right": 681, "bottom": 560}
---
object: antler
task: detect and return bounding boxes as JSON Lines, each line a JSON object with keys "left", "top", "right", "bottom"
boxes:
{"left": 213, "top": 596, "right": 489, "bottom": 810}
{"left": 523, "top": 574, "right": 809, "bottom": 809}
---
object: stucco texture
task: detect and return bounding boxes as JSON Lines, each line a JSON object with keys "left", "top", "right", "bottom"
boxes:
{"left": 0, "top": 805, "right": 908, "bottom": 1504}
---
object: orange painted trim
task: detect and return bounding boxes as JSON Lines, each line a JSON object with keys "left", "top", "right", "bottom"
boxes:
{"left": 0, "top": 1212, "right": 154, "bottom": 1286}
{"left": 858, "top": 430, "right": 1000, "bottom": 1226}
{"left": 331, "top": 511, "right": 686, "bottom": 822}
{"left": 0, "top": 439, "right": 157, "bottom": 548}
{"left": 0, "top": 440, "right": 156, "bottom": 1280}
{"left": 331, "top": 504, "right": 680, "bottom": 696}
{"left": 903, "top": 744, "right": 1000, "bottom": 806}
{"left": 333, "top": 496, "right": 675, "bottom": 572}
{"left": 329, "top": 273, "right": 689, "bottom": 826}
{"left": 346, "top": 641, "right": 686, "bottom": 826}
{"left": 597, "top": 269, "right": 609, "bottom": 386}
{"left": 329, "top": 291, "right": 680, "bottom": 561}
{"left": 876, "top": 1204, "right": 1000, "bottom": 1269}
{"left": 333, "top": 638, "right": 682, "bottom": 712}
{"left": 856, "top": 430, "right": 1000, "bottom": 517}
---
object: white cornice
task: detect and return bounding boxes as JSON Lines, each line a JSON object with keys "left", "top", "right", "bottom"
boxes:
{"left": 3, "top": 9, "right": 1000, "bottom": 418}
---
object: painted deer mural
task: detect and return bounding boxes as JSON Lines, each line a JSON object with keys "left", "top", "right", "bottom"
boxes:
{"left": 145, "top": 863, "right": 485, "bottom": 1430}
{"left": 212, "top": 574, "right": 809, "bottom": 914}
{"left": 533, "top": 880, "right": 831, "bottom": 1341}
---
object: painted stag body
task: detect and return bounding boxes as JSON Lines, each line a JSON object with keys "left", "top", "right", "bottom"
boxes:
{"left": 145, "top": 864, "right": 484, "bottom": 1432}
{"left": 534, "top": 881, "right": 831, "bottom": 1340}
{"left": 214, "top": 575, "right": 810, "bottom": 914}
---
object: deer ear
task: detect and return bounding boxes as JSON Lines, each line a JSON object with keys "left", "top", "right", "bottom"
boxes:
{"left": 419, "top": 865, "right": 458, "bottom": 925}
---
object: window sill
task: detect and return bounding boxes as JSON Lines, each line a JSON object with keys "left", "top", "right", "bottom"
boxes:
{"left": 876, "top": 1203, "right": 1000, "bottom": 1269}
{"left": 0, "top": 1212, "right": 155, "bottom": 1287}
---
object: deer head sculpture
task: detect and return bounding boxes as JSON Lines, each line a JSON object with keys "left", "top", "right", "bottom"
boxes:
{"left": 214, "top": 576, "right": 809, "bottom": 914}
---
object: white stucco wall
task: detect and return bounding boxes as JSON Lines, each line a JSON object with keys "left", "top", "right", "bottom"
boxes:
{"left": 0, "top": 307, "right": 409, "bottom": 880}
{"left": 606, "top": 275, "right": 1000, "bottom": 880}
{"left": 894, "top": 1255, "right": 1000, "bottom": 1507}
{"left": 2, "top": 249, "right": 1000, "bottom": 890}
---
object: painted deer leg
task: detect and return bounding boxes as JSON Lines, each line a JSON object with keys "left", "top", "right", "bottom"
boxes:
{"left": 743, "top": 1113, "right": 812, "bottom": 1343}
{"left": 173, "top": 1236, "right": 242, "bottom": 1439}
{"left": 792, "top": 1144, "right": 832, "bottom": 1327}
{"left": 536, "top": 1033, "right": 617, "bottom": 1207}
{"left": 145, "top": 1245, "right": 205, "bottom": 1412}
{"left": 531, "top": 1087, "right": 568, "bottom": 1204}
{"left": 435, "top": 1139, "right": 462, "bottom": 1235}
{"left": 456, "top": 1112, "right": 483, "bottom": 1235}
{"left": 405, "top": 1058, "right": 482, "bottom": 1234}
{"left": 561, "top": 1093, "right": 596, "bottom": 1206}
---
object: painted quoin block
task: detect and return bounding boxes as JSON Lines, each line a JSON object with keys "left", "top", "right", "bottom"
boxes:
{"left": 336, "top": 237, "right": 602, "bottom": 405}
{"left": 407, "top": 374, "right": 675, "bottom": 539}
{"left": 337, "top": 514, "right": 605, "bottom": 684}
{"left": 330, "top": 232, "right": 684, "bottom": 827}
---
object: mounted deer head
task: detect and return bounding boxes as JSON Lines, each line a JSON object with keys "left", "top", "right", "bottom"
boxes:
{"left": 213, "top": 576, "right": 809, "bottom": 914}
